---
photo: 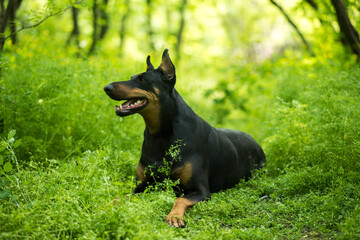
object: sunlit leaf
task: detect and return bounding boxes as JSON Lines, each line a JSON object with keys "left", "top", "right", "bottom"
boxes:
{"left": 0, "top": 141, "right": 6, "bottom": 151}
{"left": 7, "top": 130, "right": 16, "bottom": 141}
{"left": 3, "top": 162, "right": 12, "bottom": 172}
{"left": 13, "top": 139, "right": 22, "bottom": 148}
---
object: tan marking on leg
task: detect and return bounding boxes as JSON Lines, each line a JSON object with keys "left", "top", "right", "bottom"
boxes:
{"left": 166, "top": 197, "right": 195, "bottom": 228}
{"left": 136, "top": 162, "right": 145, "bottom": 182}
{"left": 171, "top": 162, "right": 192, "bottom": 186}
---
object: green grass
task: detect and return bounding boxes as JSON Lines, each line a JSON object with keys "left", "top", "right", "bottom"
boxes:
{"left": 1, "top": 36, "right": 360, "bottom": 239}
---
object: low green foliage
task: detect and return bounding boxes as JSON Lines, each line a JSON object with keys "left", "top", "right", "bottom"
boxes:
{"left": 264, "top": 61, "right": 360, "bottom": 176}
{"left": 1, "top": 35, "right": 360, "bottom": 239}
{"left": 1, "top": 36, "right": 144, "bottom": 162}
{"left": 0, "top": 130, "right": 21, "bottom": 174}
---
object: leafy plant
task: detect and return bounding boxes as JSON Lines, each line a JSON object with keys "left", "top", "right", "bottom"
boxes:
{"left": 0, "top": 38, "right": 144, "bottom": 163}
{"left": 144, "top": 140, "right": 185, "bottom": 194}
{"left": 0, "top": 130, "right": 21, "bottom": 174}
{"left": 158, "top": 139, "right": 185, "bottom": 175}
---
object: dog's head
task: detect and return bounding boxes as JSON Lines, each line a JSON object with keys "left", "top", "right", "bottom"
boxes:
{"left": 104, "top": 49, "right": 176, "bottom": 133}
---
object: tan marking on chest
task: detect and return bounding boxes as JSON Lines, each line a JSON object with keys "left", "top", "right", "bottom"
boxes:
{"left": 140, "top": 102, "right": 160, "bottom": 134}
{"left": 137, "top": 88, "right": 161, "bottom": 134}
{"left": 171, "top": 162, "right": 192, "bottom": 186}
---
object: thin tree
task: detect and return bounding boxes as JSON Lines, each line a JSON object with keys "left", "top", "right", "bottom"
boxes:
{"left": 330, "top": 0, "right": 360, "bottom": 57}
{"left": 119, "top": 0, "right": 130, "bottom": 55}
{"left": 0, "top": 0, "right": 16, "bottom": 53}
{"left": 99, "top": 0, "right": 109, "bottom": 40}
{"left": 88, "top": 0, "right": 109, "bottom": 56}
{"left": 175, "top": 0, "right": 187, "bottom": 61}
{"left": 66, "top": 6, "right": 80, "bottom": 51}
{"left": 146, "top": 0, "right": 154, "bottom": 51}
{"left": 0, "top": 1, "right": 70, "bottom": 56}
{"left": 304, "top": 0, "right": 318, "bottom": 10}
{"left": 88, "top": 0, "right": 99, "bottom": 55}
{"left": 270, "top": 0, "right": 315, "bottom": 56}
{"left": 8, "top": 0, "right": 21, "bottom": 44}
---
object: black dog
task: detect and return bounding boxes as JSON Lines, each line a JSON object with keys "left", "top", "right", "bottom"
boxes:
{"left": 104, "top": 49, "right": 266, "bottom": 228}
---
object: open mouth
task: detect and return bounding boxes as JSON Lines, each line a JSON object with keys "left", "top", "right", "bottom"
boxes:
{"left": 114, "top": 98, "right": 148, "bottom": 116}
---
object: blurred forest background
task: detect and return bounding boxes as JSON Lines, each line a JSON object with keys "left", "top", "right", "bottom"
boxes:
{"left": 1, "top": 0, "right": 360, "bottom": 239}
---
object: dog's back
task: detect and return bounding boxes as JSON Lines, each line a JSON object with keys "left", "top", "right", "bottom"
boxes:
{"left": 190, "top": 118, "right": 265, "bottom": 193}
{"left": 170, "top": 90, "right": 265, "bottom": 192}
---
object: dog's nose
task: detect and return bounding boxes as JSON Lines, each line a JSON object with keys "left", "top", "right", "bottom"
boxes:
{"left": 104, "top": 84, "right": 114, "bottom": 94}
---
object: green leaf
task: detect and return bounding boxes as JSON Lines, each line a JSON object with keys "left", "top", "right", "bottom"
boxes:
{"left": 3, "top": 162, "right": 12, "bottom": 172}
{"left": 13, "top": 139, "right": 22, "bottom": 148}
{"left": 0, "top": 190, "right": 11, "bottom": 200}
{"left": 0, "top": 141, "right": 7, "bottom": 151}
{"left": 7, "top": 130, "right": 16, "bottom": 141}
{"left": 0, "top": 156, "right": 3, "bottom": 165}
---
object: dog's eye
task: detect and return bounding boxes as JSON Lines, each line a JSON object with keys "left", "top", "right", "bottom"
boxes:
{"left": 139, "top": 76, "right": 147, "bottom": 82}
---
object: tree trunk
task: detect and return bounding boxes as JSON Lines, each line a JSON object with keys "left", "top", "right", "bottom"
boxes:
{"left": 146, "top": 0, "right": 154, "bottom": 50}
{"left": 330, "top": 0, "right": 360, "bottom": 57}
{"left": 270, "top": 0, "right": 315, "bottom": 56}
{"left": 88, "top": 0, "right": 99, "bottom": 55}
{"left": 1, "top": 2, "right": 70, "bottom": 56}
{"left": 0, "top": 0, "right": 16, "bottom": 53}
{"left": 8, "top": 0, "right": 21, "bottom": 44}
{"left": 165, "top": 1, "right": 171, "bottom": 36}
{"left": 119, "top": 0, "right": 130, "bottom": 55}
{"left": 0, "top": 0, "right": 4, "bottom": 56}
{"left": 175, "top": 0, "right": 187, "bottom": 61}
{"left": 66, "top": 6, "right": 80, "bottom": 50}
{"left": 99, "top": 0, "right": 109, "bottom": 40}
{"left": 88, "top": 0, "right": 109, "bottom": 55}
{"left": 0, "top": 0, "right": 6, "bottom": 53}
{"left": 305, "top": 0, "right": 318, "bottom": 10}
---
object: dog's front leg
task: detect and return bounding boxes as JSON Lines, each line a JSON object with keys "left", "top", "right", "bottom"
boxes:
{"left": 166, "top": 190, "right": 210, "bottom": 228}
{"left": 133, "top": 162, "right": 150, "bottom": 194}
{"left": 133, "top": 181, "right": 148, "bottom": 194}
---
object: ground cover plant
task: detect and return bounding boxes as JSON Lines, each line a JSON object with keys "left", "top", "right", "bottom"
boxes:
{"left": 1, "top": 0, "right": 360, "bottom": 239}
{"left": 1, "top": 36, "right": 359, "bottom": 239}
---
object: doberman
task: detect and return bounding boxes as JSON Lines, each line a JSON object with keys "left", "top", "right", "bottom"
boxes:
{"left": 104, "top": 49, "right": 266, "bottom": 228}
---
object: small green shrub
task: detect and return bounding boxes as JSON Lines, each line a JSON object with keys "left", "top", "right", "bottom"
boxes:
{"left": 263, "top": 61, "right": 360, "bottom": 177}
{"left": 0, "top": 130, "right": 21, "bottom": 174}
{"left": 0, "top": 39, "right": 144, "bottom": 163}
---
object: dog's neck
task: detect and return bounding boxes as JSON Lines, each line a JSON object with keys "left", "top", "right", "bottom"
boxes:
{"left": 140, "top": 102, "right": 161, "bottom": 135}
{"left": 143, "top": 88, "right": 180, "bottom": 136}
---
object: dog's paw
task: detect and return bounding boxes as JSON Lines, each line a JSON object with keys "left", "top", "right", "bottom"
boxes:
{"left": 165, "top": 214, "right": 185, "bottom": 228}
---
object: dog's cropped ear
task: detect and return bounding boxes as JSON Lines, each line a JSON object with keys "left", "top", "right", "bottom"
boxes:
{"left": 158, "top": 49, "right": 175, "bottom": 82}
{"left": 146, "top": 55, "right": 154, "bottom": 71}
